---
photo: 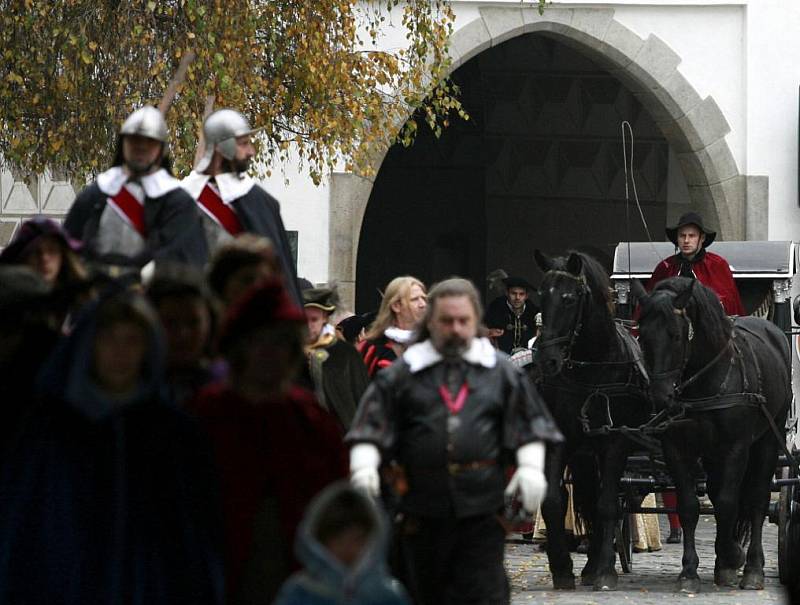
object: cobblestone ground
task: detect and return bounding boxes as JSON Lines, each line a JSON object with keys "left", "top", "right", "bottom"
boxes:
{"left": 505, "top": 516, "right": 787, "bottom": 604}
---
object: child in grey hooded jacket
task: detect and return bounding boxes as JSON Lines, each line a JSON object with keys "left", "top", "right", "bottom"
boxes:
{"left": 273, "top": 482, "right": 409, "bottom": 605}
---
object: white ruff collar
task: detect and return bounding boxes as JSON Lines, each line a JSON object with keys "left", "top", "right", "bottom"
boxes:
{"left": 181, "top": 171, "right": 255, "bottom": 204}
{"left": 384, "top": 326, "right": 415, "bottom": 345}
{"left": 96, "top": 166, "right": 180, "bottom": 198}
{"left": 403, "top": 337, "right": 497, "bottom": 373}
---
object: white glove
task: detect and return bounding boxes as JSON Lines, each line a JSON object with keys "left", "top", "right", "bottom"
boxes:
{"left": 140, "top": 260, "right": 156, "bottom": 285}
{"left": 505, "top": 442, "right": 547, "bottom": 513}
{"left": 349, "top": 443, "right": 381, "bottom": 498}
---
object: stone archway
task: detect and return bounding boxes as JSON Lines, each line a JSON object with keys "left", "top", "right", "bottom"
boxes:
{"left": 329, "top": 6, "right": 765, "bottom": 309}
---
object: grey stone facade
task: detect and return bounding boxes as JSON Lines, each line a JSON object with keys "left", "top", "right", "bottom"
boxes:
{"left": 0, "top": 167, "right": 75, "bottom": 244}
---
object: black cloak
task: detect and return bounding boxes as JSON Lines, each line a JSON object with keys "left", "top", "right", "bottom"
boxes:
{"left": 0, "top": 294, "right": 224, "bottom": 605}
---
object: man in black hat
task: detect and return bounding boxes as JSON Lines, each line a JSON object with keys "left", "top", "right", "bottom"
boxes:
{"left": 647, "top": 211, "right": 744, "bottom": 316}
{"left": 302, "top": 287, "right": 370, "bottom": 430}
{"left": 484, "top": 276, "right": 539, "bottom": 354}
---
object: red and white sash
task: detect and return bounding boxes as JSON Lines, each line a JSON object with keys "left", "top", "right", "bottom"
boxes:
{"left": 197, "top": 183, "right": 243, "bottom": 235}
{"left": 106, "top": 185, "right": 146, "bottom": 237}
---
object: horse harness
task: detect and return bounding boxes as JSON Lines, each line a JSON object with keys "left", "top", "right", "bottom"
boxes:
{"left": 660, "top": 312, "right": 766, "bottom": 412}
{"left": 537, "top": 270, "right": 629, "bottom": 369}
{"left": 536, "top": 269, "right": 591, "bottom": 367}
{"left": 535, "top": 269, "right": 654, "bottom": 446}
{"left": 657, "top": 311, "right": 798, "bottom": 472}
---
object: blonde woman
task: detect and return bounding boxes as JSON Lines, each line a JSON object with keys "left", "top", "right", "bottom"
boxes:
{"left": 359, "top": 276, "right": 427, "bottom": 377}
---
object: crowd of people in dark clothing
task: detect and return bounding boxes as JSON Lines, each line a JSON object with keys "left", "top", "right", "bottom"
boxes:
{"left": 0, "top": 105, "right": 562, "bottom": 605}
{"left": 0, "top": 215, "right": 403, "bottom": 604}
{"left": 0, "top": 210, "right": 565, "bottom": 605}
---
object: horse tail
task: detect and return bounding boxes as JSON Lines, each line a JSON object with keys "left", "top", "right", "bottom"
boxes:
{"left": 568, "top": 450, "right": 599, "bottom": 537}
{"left": 735, "top": 510, "right": 752, "bottom": 548}
{"left": 734, "top": 460, "right": 755, "bottom": 548}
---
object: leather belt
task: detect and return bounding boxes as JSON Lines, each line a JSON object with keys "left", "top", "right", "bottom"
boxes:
{"left": 447, "top": 459, "right": 497, "bottom": 475}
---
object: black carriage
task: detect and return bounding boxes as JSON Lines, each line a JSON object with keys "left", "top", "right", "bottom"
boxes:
{"left": 609, "top": 240, "right": 800, "bottom": 583}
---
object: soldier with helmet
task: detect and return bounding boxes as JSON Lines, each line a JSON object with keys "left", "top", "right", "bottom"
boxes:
{"left": 182, "top": 108, "right": 302, "bottom": 304}
{"left": 64, "top": 106, "right": 208, "bottom": 273}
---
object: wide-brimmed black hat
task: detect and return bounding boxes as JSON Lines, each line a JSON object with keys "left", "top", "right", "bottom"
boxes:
{"left": 665, "top": 212, "right": 716, "bottom": 248}
{"left": 302, "top": 287, "right": 337, "bottom": 313}
{"left": 503, "top": 276, "right": 535, "bottom": 291}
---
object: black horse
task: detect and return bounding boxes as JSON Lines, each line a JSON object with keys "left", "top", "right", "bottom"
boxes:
{"left": 534, "top": 250, "right": 650, "bottom": 591}
{"left": 633, "top": 277, "right": 790, "bottom": 591}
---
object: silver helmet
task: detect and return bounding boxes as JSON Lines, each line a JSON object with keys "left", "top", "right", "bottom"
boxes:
{"left": 196, "top": 108, "right": 260, "bottom": 171}
{"left": 119, "top": 106, "right": 168, "bottom": 143}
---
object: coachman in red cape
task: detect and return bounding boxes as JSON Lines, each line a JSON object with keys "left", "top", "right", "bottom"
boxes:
{"left": 647, "top": 211, "right": 745, "bottom": 316}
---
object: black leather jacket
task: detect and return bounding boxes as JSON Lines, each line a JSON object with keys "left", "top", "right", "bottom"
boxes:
{"left": 346, "top": 346, "right": 562, "bottom": 518}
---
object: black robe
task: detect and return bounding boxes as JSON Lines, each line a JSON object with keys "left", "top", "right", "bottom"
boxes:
{"left": 302, "top": 339, "right": 370, "bottom": 431}
{"left": 483, "top": 296, "right": 538, "bottom": 354}
{"left": 228, "top": 186, "right": 302, "bottom": 306}
{"left": 65, "top": 181, "right": 208, "bottom": 269}
{"left": 0, "top": 296, "right": 224, "bottom": 604}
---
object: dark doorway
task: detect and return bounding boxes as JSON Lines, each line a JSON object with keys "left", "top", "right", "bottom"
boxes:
{"left": 355, "top": 33, "right": 676, "bottom": 312}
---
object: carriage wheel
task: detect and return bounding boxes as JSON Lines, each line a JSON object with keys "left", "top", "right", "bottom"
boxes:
{"left": 615, "top": 511, "right": 633, "bottom": 573}
{"left": 778, "top": 466, "right": 800, "bottom": 585}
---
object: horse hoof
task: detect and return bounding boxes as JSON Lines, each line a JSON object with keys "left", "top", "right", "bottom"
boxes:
{"left": 677, "top": 577, "right": 701, "bottom": 593}
{"left": 593, "top": 574, "right": 618, "bottom": 591}
{"left": 552, "top": 575, "right": 576, "bottom": 590}
{"left": 714, "top": 568, "right": 739, "bottom": 587}
{"left": 739, "top": 572, "right": 764, "bottom": 590}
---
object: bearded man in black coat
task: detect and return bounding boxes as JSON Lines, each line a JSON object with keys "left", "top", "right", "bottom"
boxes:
{"left": 182, "top": 108, "right": 302, "bottom": 305}
{"left": 347, "top": 278, "right": 562, "bottom": 605}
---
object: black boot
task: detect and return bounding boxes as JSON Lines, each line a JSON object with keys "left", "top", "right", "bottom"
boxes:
{"left": 666, "top": 528, "right": 682, "bottom": 544}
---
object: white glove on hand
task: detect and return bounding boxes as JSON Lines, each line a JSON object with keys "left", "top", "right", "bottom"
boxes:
{"left": 505, "top": 442, "right": 547, "bottom": 513}
{"left": 349, "top": 443, "right": 381, "bottom": 498}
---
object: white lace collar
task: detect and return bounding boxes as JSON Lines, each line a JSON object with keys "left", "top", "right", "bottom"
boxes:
{"left": 403, "top": 337, "right": 497, "bottom": 374}
{"left": 181, "top": 170, "right": 255, "bottom": 204}
{"left": 96, "top": 166, "right": 180, "bottom": 198}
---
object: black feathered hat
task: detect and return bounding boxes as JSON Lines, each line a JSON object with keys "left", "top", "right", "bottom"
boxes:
{"left": 665, "top": 212, "right": 716, "bottom": 248}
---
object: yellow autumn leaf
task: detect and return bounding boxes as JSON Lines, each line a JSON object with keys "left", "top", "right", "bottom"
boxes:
{"left": 0, "top": 0, "right": 485, "bottom": 182}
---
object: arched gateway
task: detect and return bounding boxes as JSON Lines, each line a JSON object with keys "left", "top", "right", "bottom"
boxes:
{"left": 329, "top": 7, "right": 767, "bottom": 308}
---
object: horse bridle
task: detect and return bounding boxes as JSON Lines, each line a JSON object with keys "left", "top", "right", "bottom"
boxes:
{"left": 647, "top": 307, "right": 694, "bottom": 391}
{"left": 536, "top": 270, "right": 591, "bottom": 366}
{"left": 649, "top": 307, "right": 736, "bottom": 398}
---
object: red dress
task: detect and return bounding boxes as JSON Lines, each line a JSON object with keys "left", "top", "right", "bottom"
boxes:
{"left": 647, "top": 251, "right": 745, "bottom": 316}
{"left": 188, "top": 384, "right": 348, "bottom": 601}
